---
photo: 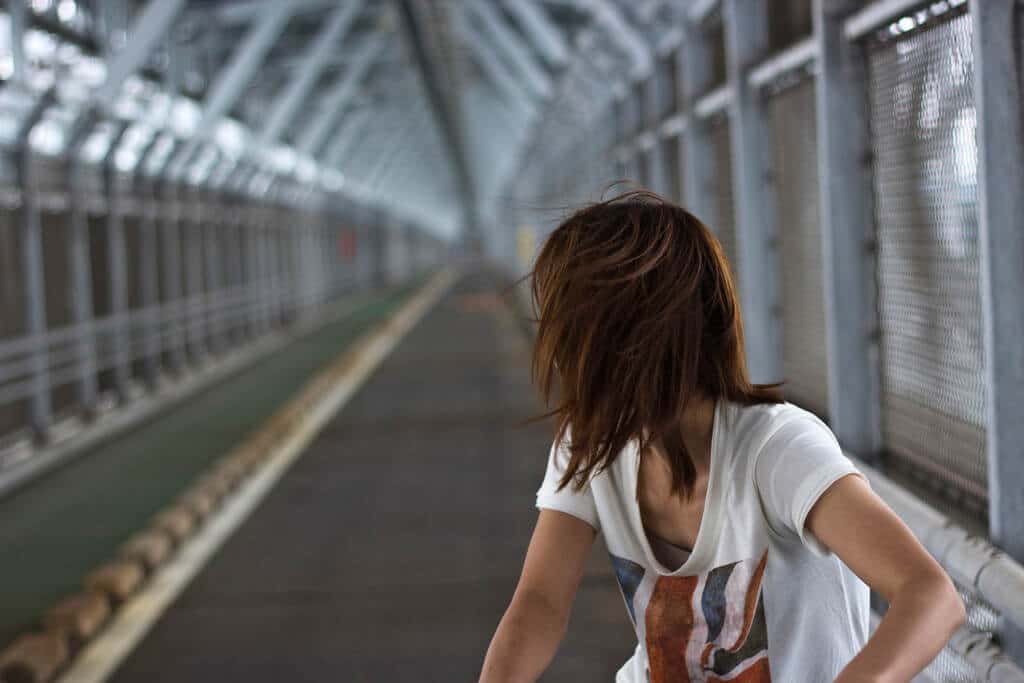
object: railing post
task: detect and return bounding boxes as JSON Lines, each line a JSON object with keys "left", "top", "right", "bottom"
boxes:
{"left": 224, "top": 189, "right": 243, "bottom": 342}
{"left": 160, "top": 173, "right": 187, "bottom": 374}
{"left": 971, "top": 0, "right": 1024, "bottom": 661}
{"left": 16, "top": 90, "right": 55, "bottom": 439}
{"left": 103, "top": 123, "right": 132, "bottom": 399}
{"left": 201, "top": 180, "right": 223, "bottom": 354}
{"left": 134, "top": 136, "right": 162, "bottom": 389}
{"left": 723, "top": 0, "right": 782, "bottom": 385}
{"left": 812, "top": 0, "right": 883, "bottom": 459}
{"left": 66, "top": 113, "right": 100, "bottom": 412}
{"left": 183, "top": 182, "right": 205, "bottom": 362}
{"left": 679, "top": 19, "right": 717, "bottom": 227}
{"left": 644, "top": 71, "right": 667, "bottom": 196}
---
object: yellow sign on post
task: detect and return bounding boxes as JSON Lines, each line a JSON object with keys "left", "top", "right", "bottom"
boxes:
{"left": 517, "top": 225, "right": 536, "bottom": 271}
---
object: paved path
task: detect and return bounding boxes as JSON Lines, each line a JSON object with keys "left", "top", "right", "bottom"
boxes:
{"left": 109, "top": 269, "right": 633, "bottom": 682}
{"left": 0, "top": 283, "right": 418, "bottom": 650}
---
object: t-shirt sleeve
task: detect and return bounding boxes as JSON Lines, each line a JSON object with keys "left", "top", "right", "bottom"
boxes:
{"left": 535, "top": 429, "right": 601, "bottom": 532}
{"left": 754, "top": 415, "right": 868, "bottom": 557}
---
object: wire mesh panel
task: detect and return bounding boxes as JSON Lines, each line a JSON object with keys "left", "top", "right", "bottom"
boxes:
{"left": 768, "top": 78, "right": 829, "bottom": 419}
{"left": 866, "top": 9, "right": 987, "bottom": 515}
{"left": 708, "top": 116, "right": 738, "bottom": 288}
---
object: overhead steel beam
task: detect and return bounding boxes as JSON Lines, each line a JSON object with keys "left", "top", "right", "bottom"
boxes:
{"left": 592, "top": 0, "right": 652, "bottom": 80}
{"left": 8, "top": 0, "right": 27, "bottom": 83}
{"left": 688, "top": 0, "right": 721, "bottom": 23}
{"left": 395, "top": 0, "right": 479, "bottom": 240}
{"left": 459, "top": 11, "right": 538, "bottom": 117}
{"left": 503, "top": 0, "right": 569, "bottom": 68}
{"left": 170, "top": 2, "right": 296, "bottom": 175}
{"left": 94, "top": 0, "right": 187, "bottom": 107}
{"left": 200, "top": 3, "right": 295, "bottom": 129}
{"left": 297, "top": 38, "right": 385, "bottom": 157}
{"left": 325, "top": 108, "right": 373, "bottom": 168}
{"left": 469, "top": 0, "right": 552, "bottom": 99}
{"left": 338, "top": 109, "right": 405, "bottom": 179}
{"left": 258, "top": 1, "right": 366, "bottom": 147}
{"left": 213, "top": 0, "right": 333, "bottom": 26}
{"left": 366, "top": 107, "right": 428, "bottom": 189}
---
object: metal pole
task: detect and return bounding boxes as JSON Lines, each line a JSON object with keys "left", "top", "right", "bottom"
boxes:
{"left": 220, "top": 187, "right": 239, "bottom": 342}
{"left": 65, "top": 112, "right": 101, "bottom": 412}
{"left": 813, "top": 0, "right": 883, "bottom": 459}
{"left": 723, "top": 0, "right": 782, "bottom": 384}
{"left": 156, "top": 153, "right": 187, "bottom": 375}
{"left": 644, "top": 71, "right": 668, "bottom": 196}
{"left": 199, "top": 157, "right": 224, "bottom": 355}
{"left": 971, "top": 0, "right": 1024, "bottom": 661}
{"left": 16, "top": 89, "right": 56, "bottom": 438}
{"left": 679, "top": 20, "right": 717, "bottom": 224}
{"left": 134, "top": 135, "right": 162, "bottom": 389}
{"left": 103, "top": 123, "right": 132, "bottom": 400}
{"left": 183, "top": 182, "right": 206, "bottom": 363}
{"left": 257, "top": 188, "right": 273, "bottom": 331}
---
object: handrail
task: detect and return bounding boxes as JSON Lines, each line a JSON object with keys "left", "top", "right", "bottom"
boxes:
{"left": 850, "top": 452, "right": 1024, "bottom": 633}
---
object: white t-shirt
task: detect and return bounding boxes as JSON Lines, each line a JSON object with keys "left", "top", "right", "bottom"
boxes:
{"left": 535, "top": 399, "right": 871, "bottom": 682}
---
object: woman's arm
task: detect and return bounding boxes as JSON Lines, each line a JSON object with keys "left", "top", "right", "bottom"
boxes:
{"left": 805, "top": 473, "right": 967, "bottom": 683}
{"left": 478, "top": 509, "right": 597, "bottom": 683}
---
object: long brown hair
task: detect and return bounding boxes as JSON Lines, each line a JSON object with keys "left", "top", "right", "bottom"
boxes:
{"left": 528, "top": 189, "right": 783, "bottom": 499}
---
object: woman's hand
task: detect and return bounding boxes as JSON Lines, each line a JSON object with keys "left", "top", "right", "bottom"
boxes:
{"left": 805, "top": 474, "right": 966, "bottom": 683}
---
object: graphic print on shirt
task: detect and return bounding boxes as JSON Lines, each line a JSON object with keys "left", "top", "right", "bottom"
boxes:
{"left": 610, "top": 550, "right": 771, "bottom": 683}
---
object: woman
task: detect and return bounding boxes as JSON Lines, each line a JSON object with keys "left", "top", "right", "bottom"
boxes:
{"left": 479, "top": 191, "right": 965, "bottom": 682}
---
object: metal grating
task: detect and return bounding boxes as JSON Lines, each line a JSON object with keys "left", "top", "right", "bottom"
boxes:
{"left": 769, "top": 78, "right": 829, "bottom": 419}
{"left": 709, "top": 116, "right": 737, "bottom": 288}
{"left": 866, "top": 10, "right": 988, "bottom": 513}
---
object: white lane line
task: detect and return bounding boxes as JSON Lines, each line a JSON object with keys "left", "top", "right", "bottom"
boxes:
{"left": 58, "top": 268, "right": 459, "bottom": 683}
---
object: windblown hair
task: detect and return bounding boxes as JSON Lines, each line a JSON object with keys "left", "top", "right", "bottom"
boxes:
{"left": 529, "top": 189, "right": 783, "bottom": 500}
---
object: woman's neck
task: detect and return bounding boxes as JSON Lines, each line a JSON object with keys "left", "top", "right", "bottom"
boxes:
{"left": 643, "top": 394, "right": 716, "bottom": 480}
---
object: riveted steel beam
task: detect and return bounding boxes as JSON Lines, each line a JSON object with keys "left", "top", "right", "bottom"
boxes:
{"left": 503, "top": 0, "right": 569, "bottom": 68}
{"left": 258, "top": 2, "right": 366, "bottom": 147}
{"left": 297, "top": 38, "right": 385, "bottom": 158}
{"left": 468, "top": 0, "right": 552, "bottom": 99}
{"left": 94, "top": 0, "right": 187, "bottom": 108}
{"left": 395, "top": 0, "right": 478, "bottom": 243}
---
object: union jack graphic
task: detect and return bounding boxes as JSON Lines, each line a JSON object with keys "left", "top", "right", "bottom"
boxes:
{"left": 611, "top": 550, "right": 771, "bottom": 682}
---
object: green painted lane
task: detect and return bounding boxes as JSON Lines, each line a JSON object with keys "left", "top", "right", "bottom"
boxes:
{"left": 0, "top": 279, "right": 424, "bottom": 649}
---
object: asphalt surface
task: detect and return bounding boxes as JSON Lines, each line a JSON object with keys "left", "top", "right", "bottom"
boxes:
{"left": 108, "top": 268, "right": 633, "bottom": 682}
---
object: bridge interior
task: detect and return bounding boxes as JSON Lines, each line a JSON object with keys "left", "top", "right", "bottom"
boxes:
{"left": 1, "top": 1, "right": 1023, "bottom": 682}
